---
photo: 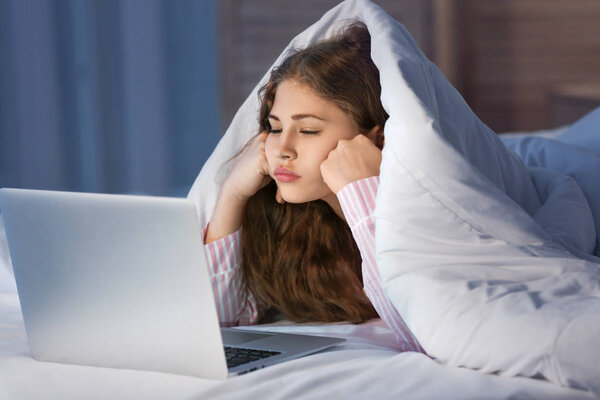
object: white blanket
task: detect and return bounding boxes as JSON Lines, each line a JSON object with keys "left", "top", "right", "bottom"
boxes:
{"left": 364, "top": 1, "right": 600, "bottom": 396}
{"left": 187, "top": 0, "right": 600, "bottom": 395}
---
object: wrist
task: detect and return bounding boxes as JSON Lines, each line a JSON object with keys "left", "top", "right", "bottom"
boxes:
{"left": 207, "top": 185, "right": 248, "bottom": 244}
{"left": 220, "top": 181, "right": 251, "bottom": 205}
{"left": 329, "top": 174, "right": 376, "bottom": 194}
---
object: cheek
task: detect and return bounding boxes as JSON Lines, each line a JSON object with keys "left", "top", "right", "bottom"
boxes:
{"left": 311, "top": 142, "right": 338, "bottom": 167}
{"left": 304, "top": 149, "right": 328, "bottom": 175}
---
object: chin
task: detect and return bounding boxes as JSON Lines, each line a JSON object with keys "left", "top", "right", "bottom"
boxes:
{"left": 278, "top": 187, "right": 331, "bottom": 204}
{"left": 280, "top": 193, "right": 315, "bottom": 204}
{"left": 276, "top": 188, "right": 313, "bottom": 204}
{"left": 275, "top": 178, "right": 333, "bottom": 203}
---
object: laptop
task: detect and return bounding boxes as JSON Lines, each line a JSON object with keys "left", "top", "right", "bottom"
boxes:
{"left": 0, "top": 188, "right": 345, "bottom": 379}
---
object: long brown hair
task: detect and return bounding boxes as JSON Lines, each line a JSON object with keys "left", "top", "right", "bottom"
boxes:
{"left": 241, "top": 22, "right": 388, "bottom": 324}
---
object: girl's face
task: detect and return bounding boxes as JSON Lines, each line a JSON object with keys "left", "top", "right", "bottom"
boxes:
{"left": 265, "top": 79, "right": 360, "bottom": 204}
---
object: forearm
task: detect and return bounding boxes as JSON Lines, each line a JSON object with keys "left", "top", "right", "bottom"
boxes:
{"left": 205, "top": 185, "right": 248, "bottom": 244}
{"left": 338, "top": 177, "right": 424, "bottom": 353}
{"left": 203, "top": 228, "right": 262, "bottom": 326}
{"left": 206, "top": 131, "right": 271, "bottom": 244}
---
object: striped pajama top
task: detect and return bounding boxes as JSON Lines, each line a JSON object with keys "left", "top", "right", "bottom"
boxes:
{"left": 203, "top": 176, "right": 425, "bottom": 353}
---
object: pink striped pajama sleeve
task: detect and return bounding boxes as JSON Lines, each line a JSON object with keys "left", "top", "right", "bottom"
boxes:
{"left": 203, "top": 229, "right": 262, "bottom": 327}
{"left": 337, "top": 176, "right": 425, "bottom": 353}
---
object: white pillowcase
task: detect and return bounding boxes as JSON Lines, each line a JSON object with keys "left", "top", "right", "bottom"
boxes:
{"left": 502, "top": 136, "right": 600, "bottom": 256}
{"left": 558, "top": 105, "right": 600, "bottom": 151}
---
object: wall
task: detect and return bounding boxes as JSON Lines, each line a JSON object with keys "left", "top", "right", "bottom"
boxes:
{"left": 439, "top": 0, "right": 600, "bottom": 132}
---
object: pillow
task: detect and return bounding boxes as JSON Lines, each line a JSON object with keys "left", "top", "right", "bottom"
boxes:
{"left": 0, "top": 215, "right": 17, "bottom": 293}
{"left": 187, "top": 0, "right": 600, "bottom": 394}
{"left": 501, "top": 136, "right": 600, "bottom": 256}
{"left": 557, "top": 105, "right": 600, "bottom": 152}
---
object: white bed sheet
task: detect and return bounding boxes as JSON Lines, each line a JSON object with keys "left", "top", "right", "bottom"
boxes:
{"left": 0, "top": 288, "right": 595, "bottom": 400}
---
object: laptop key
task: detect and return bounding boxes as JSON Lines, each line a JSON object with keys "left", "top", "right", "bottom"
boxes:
{"left": 224, "top": 346, "right": 282, "bottom": 368}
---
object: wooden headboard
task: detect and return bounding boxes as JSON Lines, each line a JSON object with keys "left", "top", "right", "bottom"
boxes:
{"left": 435, "top": 0, "right": 600, "bottom": 132}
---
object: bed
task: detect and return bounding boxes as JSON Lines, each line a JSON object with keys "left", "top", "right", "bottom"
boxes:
{"left": 2, "top": 0, "right": 600, "bottom": 398}
{"left": 0, "top": 282, "right": 596, "bottom": 399}
{"left": 2, "top": 128, "right": 599, "bottom": 400}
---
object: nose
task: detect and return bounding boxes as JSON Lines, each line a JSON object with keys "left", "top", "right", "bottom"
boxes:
{"left": 272, "top": 130, "right": 296, "bottom": 160}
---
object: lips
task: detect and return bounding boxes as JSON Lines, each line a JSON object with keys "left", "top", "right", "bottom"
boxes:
{"left": 274, "top": 166, "right": 300, "bottom": 182}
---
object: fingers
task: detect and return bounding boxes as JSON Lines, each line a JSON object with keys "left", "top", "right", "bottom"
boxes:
{"left": 324, "top": 135, "right": 370, "bottom": 165}
{"left": 256, "top": 130, "right": 268, "bottom": 142}
{"left": 259, "top": 136, "right": 271, "bottom": 176}
{"left": 333, "top": 134, "right": 372, "bottom": 153}
{"left": 321, "top": 134, "right": 383, "bottom": 194}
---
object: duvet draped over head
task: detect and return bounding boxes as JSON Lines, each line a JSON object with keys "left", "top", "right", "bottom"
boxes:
{"left": 188, "top": 0, "right": 600, "bottom": 395}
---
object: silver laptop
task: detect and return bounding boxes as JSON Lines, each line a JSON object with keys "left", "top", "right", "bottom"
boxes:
{"left": 0, "top": 188, "right": 345, "bottom": 379}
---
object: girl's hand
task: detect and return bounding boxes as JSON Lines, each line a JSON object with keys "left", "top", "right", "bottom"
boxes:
{"left": 206, "top": 132, "right": 272, "bottom": 243}
{"left": 222, "top": 132, "right": 272, "bottom": 200}
{"left": 320, "top": 134, "right": 382, "bottom": 194}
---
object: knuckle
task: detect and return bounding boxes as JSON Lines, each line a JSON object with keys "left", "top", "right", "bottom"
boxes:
{"left": 356, "top": 134, "right": 368, "bottom": 143}
{"left": 336, "top": 140, "right": 349, "bottom": 151}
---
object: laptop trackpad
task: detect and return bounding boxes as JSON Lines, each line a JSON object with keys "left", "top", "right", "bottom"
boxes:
{"left": 221, "top": 329, "right": 275, "bottom": 345}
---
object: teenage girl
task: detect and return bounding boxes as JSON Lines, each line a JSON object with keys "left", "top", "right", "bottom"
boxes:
{"left": 204, "top": 22, "right": 423, "bottom": 353}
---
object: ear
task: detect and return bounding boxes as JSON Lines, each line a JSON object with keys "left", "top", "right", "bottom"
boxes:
{"left": 366, "top": 125, "right": 385, "bottom": 150}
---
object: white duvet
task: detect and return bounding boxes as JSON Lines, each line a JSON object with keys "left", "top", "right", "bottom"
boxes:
{"left": 187, "top": 0, "right": 600, "bottom": 396}
{"left": 365, "top": 3, "right": 600, "bottom": 396}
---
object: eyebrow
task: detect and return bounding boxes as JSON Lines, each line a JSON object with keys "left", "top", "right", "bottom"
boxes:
{"left": 268, "top": 114, "right": 327, "bottom": 122}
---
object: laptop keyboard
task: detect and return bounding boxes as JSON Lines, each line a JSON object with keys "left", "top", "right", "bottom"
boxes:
{"left": 224, "top": 346, "right": 281, "bottom": 368}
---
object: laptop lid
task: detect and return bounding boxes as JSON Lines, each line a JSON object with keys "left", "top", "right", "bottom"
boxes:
{"left": 0, "top": 188, "right": 229, "bottom": 379}
{"left": 0, "top": 188, "right": 346, "bottom": 379}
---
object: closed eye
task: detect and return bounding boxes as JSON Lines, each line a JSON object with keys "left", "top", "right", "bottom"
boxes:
{"left": 269, "top": 129, "right": 282, "bottom": 134}
{"left": 301, "top": 130, "right": 319, "bottom": 135}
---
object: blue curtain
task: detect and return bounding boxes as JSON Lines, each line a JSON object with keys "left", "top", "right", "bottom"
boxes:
{"left": 0, "top": 0, "right": 219, "bottom": 197}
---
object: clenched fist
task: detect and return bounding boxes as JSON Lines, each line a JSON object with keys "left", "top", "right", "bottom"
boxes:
{"left": 222, "top": 131, "right": 272, "bottom": 200}
{"left": 320, "top": 134, "right": 382, "bottom": 194}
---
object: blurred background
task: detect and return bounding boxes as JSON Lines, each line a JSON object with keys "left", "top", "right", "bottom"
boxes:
{"left": 1, "top": 0, "right": 599, "bottom": 196}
